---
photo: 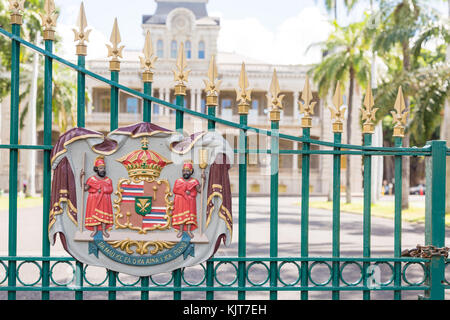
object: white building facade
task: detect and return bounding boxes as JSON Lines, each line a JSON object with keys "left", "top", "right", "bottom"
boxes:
{"left": 3, "top": 0, "right": 363, "bottom": 197}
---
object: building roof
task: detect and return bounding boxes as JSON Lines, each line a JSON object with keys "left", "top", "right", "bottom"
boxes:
{"left": 143, "top": 1, "right": 216, "bottom": 25}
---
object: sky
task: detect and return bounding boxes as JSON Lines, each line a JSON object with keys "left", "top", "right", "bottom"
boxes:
{"left": 53, "top": 0, "right": 448, "bottom": 65}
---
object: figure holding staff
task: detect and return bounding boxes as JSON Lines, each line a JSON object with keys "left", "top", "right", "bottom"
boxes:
{"left": 172, "top": 160, "right": 206, "bottom": 238}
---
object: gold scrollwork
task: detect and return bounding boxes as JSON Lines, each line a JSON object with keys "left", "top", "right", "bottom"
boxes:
{"left": 107, "top": 239, "right": 176, "bottom": 255}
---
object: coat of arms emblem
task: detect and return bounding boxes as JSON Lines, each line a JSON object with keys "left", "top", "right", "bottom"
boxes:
{"left": 48, "top": 122, "right": 233, "bottom": 276}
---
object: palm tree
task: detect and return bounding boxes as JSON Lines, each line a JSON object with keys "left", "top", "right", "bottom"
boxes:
{"left": 310, "top": 19, "right": 371, "bottom": 204}
{"left": 373, "top": 0, "right": 448, "bottom": 209}
{"left": 322, "top": 0, "right": 360, "bottom": 21}
{"left": 0, "top": 0, "right": 44, "bottom": 100}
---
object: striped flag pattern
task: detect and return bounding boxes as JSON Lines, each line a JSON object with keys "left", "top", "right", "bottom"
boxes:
{"left": 142, "top": 206, "right": 167, "bottom": 229}
{"left": 121, "top": 181, "right": 144, "bottom": 203}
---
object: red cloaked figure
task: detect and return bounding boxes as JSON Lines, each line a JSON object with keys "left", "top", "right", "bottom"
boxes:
{"left": 172, "top": 161, "right": 205, "bottom": 238}
{"left": 82, "top": 156, "right": 114, "bottom": 238}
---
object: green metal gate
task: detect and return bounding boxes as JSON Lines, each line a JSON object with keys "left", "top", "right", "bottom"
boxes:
{"left": 0, "top": 4, "right": 448, "bottom": 300}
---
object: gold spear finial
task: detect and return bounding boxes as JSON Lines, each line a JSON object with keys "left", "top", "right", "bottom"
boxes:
{"left": 203, "top": 55, "right": 221, "bottom": 107}
{"left": 329, "top": 81, "right": 346, "bottom": 133}
{"left": 106, "top": 18, "right": 125, "bottom": 71}
{"left": 73, "top": 2, "right": 90, "bottom": 56}
{"left": 236, "top": 62, "right": 252, "bottom": 115}
{"left": 267, "top": 69, "right": 284, "bottom": 122}
{"left": 140, "top": 30, "right": 157, "bottom": 82}
{"left": 172, "top": 42, "right": 190, "bottom": 96}
{"left": 361, "top": 86, "right": 379, "bottom": 134}
{"left": 299, "top": 75, "right": 317, "bottom": 128}
{"left": 8, "top": 0, "right": 25, "bottom": 24}
{"left": 40, "top": 0, "right": 58, "bottom": 41}
{"left": 391, "top": 86, "right": 408, "bottom": 137}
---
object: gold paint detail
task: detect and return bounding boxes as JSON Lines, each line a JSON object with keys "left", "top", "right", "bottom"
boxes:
{"left": 106, "top": 18, "right": 124, "bottom": 71}
{"left": 73, "top": 2, "right": 90, "bottom": 56}
{"left": 361, "top": 86, "right": 379, "bottom": 134}
{"left": 116, "top": 145, "right": 173, "bottom": 181}
{"left": 49, "top": 195, "right": 78, "bottom": 231}
{"left": 236, "top": 63, "right": 251, "bottom": 115}
{"left": 267, "top": 69, "right": 284, "bottom": 122}
{"left": 203, "top": 55, "right": 221, "bottom": 107}
{"left": 299, "top": 75, "right": 317, "bottom": 128}
{"left": 140, "top": 31, "right": 157, "bottom": 82}
{"left": 8, "top": 0, "right": 24, "bottom": 24}
{"left": 199, "top": 149, "right": 209, "bottom": 169}
{"left": 172, "top": 42, "right": 190, "bottom": 87}
{"left": 113, "top": 178, "right": 174, "bottom": 234}
{"left": 91, "top": 144, "right": 119, "bottom": 156}
{"left": 206, "top": 95, "right": 218, "bottom": 107}
{"left": 108, "top": 239, "right": 176, "bottom": 255}
{"left": 329, "top": 81, "right": 346, "bottom": 133}
{"left": 174, "top": 83, "right": 186, "bottom": 96}
{"left": 169, "top": 132, "right": 207, "bottom": 155}
{"left": 143, "top": 71, "right": 153, "bottom": 83}
{"left": 391, "top": 86, "right": 408, "bottom": 138}
{"left": 40, "top": 0, "right": 58, "bottom": 40}
{"left": 205, "top": 190, "right": 232, "bottom": 238}
{"left": 51, "top": 133, "right": 104, "bottom": 165}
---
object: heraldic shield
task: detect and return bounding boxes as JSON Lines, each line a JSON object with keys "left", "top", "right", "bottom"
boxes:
{"left": 48, "top": 122, "right": 233, "bottom": 277}
{"left": 114, "top": 141, "right": 174, "bottom": 234}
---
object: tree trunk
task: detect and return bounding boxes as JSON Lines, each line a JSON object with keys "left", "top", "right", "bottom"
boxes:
{"left": 442, "top": 0, "right": 450, "bottom": 212}
{"left": 346, "top": 66, "right": 355, "bottom": 204}
{"left": 334, "top": 0, "right": 338, "bottom": 21}
{"left": 401, "top": 41, "right": 411, "bottom": 209}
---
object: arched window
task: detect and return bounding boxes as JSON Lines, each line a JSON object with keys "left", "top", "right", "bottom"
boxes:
{"left": 185, "top": 40, "right": 191, "bottom": 59}
{"left": 198, "top": 40, "right": 205, "bottom": 59}
{"left": 157, "top": 40, "right": 164, "bottom": 58}
{"left": 171, "top": 40, "right": 177, "bottom": 59}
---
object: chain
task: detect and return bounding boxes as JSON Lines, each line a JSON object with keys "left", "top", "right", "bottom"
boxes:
{"left": 401, "top": 245, "right": 449, "bottom": 259}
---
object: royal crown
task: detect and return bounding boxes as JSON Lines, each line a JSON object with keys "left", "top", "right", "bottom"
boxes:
{"left": 116, "top": 137, "right": 172, "bottom": 180}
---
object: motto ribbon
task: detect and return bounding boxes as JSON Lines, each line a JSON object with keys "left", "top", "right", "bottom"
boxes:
{"left": 88, "top": 232, "right": 195, "bottom": 266}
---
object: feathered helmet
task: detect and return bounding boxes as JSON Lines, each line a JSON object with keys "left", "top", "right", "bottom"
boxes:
{"left": 94, "top": 156, "right": 106, "bottom": 168}
{"left": 182, "top": 160, "right": 193, "bottom": 172}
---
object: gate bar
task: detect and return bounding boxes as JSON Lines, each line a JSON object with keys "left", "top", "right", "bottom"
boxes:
{"left": 238, "top": 111, "right": 248, "bottom": 300}
{"left": 363, "top": 133, "right": 372, "bottom": 300}
{"left": 77, "top": 55, "right": 86, "bottom": 127}
{"left": 269, "top": 118, "right": 279, "bottom": 300}
{"left": 206, "top": 104, "right": 216, "bottom": 300}
{"left": 300, "top": 127, "right": 311, "bottom": 300}
{"left": 173, "top": 78, "right": 186, "bottom": 300}
{"left": 394, "top": 136, "right": 403, "bottom": 300}
{"left": 332, "top": 132, "right": 342, "bottom": 300}
{"left": 108, "top": 64, "right": 120, "bottom": 299}
{"left": 424, "top": 140, "right": 446, "bottom": 300}
{"left": 7, "top": 20, "right": 21, "bottom": 302}
{"left": 41, "top": 34, "right": 55, "bottom": 301}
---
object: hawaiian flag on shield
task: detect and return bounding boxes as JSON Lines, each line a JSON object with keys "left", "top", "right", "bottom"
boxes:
{"left": 142, "top": 205, "right": 167, "bottom": 229}
{"left": 122, "top": 181, "right": 145, "bottom": 203}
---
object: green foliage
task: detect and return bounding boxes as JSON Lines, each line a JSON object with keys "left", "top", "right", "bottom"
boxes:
{"left": 372, "top": 0, "right": 449, "bottom": 146}
{"left": 309, "top": 18, "right": 372, "bottom": 98}
{"left": 0, "top": 0, "right": 77, "bottom": 132}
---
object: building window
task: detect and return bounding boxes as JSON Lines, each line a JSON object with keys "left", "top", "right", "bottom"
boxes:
{"left": 252, "top": 100, "right": 259, "bottom": 110}
{"left": 221, "top": 98, "right": 232, "bottom": 109}
{"left": 153, "top": 103, "right": 160, "bottom": 115}
{"left": 171, "top": 40, "right": 177, "bottom": 59}
{"left": 201, "top": 98, "right": 206, "bottom": 114}
{"left": 157, "top": 39, "right": 164, "bottom": 58}
{"left": 99, "top": 96, "right": 110, "bottom": 113}
{"left": 198, "top": 41, "right": 205, "bottom": 59}
{"left": 185, "top": 40, "right": 191, "bottom": 59}
{"left": 126, "top": 97, "right": 138, "bottom": 114}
